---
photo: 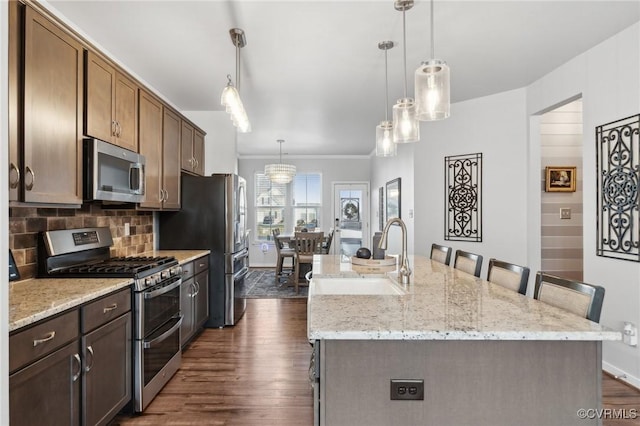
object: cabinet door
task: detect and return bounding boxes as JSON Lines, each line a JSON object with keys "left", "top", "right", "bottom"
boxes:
{"left": 193, "top": 130, "right": 205, "bottom": 176}
{"left": 162, "top": 108, "right": 182, "bottom": 209}
{"left": 83, "top": 312, "right": 131, "bottom": 426}
{"left": 10, "top": 340, "right": 81, "bottom": 426}
{"left": 114, "top": 72, "right": 138, "bottom": 152}
{"left": 181, "top": 277, "right": 195, "bottom": 347}
{"left": 8, "top": 0, "right": 22, "bottom": 201}
{"left": 139, "top": 90, "right": 163, "bottom": 209}
{"left": 23, "top": 6, "right": 83, "bottom": 204}
{"left": 194, "top": 270, "right": 209, "bottom": 329}
{"left": 180, "top": 121, "right": 195, "bottom": 172}
{"left": 85, "top": 51, "right": 116, "bottom": 144}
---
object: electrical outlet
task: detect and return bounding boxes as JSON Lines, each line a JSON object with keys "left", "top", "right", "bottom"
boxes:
{"left": 390, "top": 379, "right": 424, "bottom": 400}
{"left": 623, "top": 322, "right": 638, "bottom": 346}
{"left": 560, "top": 208, "right": 571, "bottom": 219}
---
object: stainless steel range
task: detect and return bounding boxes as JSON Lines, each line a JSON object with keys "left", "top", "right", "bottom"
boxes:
{"left": 38, "top": 227, "right": 183, "bottom": 413}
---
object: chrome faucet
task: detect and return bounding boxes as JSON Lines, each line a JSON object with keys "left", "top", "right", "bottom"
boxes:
{"left": 378, "top": 217, "right": 411, "bottom": 284}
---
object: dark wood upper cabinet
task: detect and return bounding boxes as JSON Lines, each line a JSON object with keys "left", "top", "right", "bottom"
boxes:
{"left": 85, "top": 51, "right": 138, "bottom": 152}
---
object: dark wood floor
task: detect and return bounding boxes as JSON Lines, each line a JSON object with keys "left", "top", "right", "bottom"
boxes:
{"left": 111, "top": 298, "right": 640, "bottom": 426}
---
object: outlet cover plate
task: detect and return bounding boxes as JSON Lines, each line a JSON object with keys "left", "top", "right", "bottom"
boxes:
{"left": 560, "top": 208, "right": 571, "bottom": 219}
{"left": 390, "top": 379, "right": 424, "bottom": 400}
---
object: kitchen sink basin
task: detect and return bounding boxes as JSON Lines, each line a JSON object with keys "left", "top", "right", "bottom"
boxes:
{"left": 310, "top": 277, "right": 405, "bottom": 295}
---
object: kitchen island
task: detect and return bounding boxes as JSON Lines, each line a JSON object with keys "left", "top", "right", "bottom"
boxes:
{"left": 308, "top": 255, "right": 621, "bottom": 426}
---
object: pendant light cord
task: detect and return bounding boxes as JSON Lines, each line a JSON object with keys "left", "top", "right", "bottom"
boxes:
{"left": 402, "top": 8, "right": 408, "bottom": 98}
{"left": 236, "top": 34, "right": 241, "bottom": 92}
{"left": 430, "top": 0, "right": 435, "bottom": 60}
{"left": 384, "top": 48, "right": 389, "bottom": 121}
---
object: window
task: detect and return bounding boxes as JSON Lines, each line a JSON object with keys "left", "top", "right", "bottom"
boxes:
{"left": 255, "top": 173, "right": 286, "bottom": 241}
{"left": 293, "top": 173, "right": 322, "bottom": 230}
{"left": 254, "top": 172, "right": 322, "bottom": 241}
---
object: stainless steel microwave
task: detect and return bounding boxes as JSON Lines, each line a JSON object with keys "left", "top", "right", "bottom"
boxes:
{"left": 84, "top": 138, "right": 145, "bottom": 203}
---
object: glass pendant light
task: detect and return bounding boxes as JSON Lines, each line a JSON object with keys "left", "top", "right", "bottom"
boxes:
{"left": 392, "top": 0, "right": 420, "bottom": 143}
{"left": 221, "top": 28, "right": 251, "bottom": 132}
{"left": 376, "top": 41, "right": 397, "bottom": 157}
{"left": 415, "top": 0, "right": 450, "bottom": 121}
{"left": 265, "top": 140, "right": 296, "bottom": 184}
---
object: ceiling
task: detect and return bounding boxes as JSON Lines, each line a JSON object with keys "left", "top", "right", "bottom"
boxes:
{"left": 47, "top": 1, "right": 640, "bottom": 156}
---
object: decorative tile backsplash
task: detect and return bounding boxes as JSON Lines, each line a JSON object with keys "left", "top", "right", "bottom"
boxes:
{"left": 9, "top": 205, "right": 154, "bottom": 279}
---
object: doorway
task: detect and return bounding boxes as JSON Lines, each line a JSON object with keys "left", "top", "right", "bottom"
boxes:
{"left": 540, "top": 98, "right": 584, "bottom": 280}
{"left": 332, "top": 182, "right": 370, "bottom": 259}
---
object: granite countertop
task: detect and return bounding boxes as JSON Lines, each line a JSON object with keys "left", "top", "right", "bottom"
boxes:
{"left": 308, "top": 255, "right": 622, "bottom": 342}
{"left": 9, "top": 249, "right": 210, "bottom": 332}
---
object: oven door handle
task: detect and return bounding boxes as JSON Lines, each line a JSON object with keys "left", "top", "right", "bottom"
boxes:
{"left": 143, "top": 315, "right": 183, "bottom": 349}
{"left": 144, "top": 277, "right": 182, "bottom": 300}
{"left": 233, "top": 248, "right": 249, "bottom": 261}
{"left": 234, "top": 266, "right": 249, "bottom": 281}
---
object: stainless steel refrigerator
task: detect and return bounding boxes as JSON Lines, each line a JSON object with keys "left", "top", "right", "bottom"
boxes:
{"left": 159, "top": 173, "right": 249, "bottom": 327}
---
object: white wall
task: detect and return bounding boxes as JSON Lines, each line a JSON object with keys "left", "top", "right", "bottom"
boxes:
{"left": 412, "top": 88, "right": 529, "bottom": 279}
{"left": 1, "top": 0, "right": 9, "bottom": 422}
{"left": 182, "top": 110, "right": 238, "bottom": 175}
{"left": 526, "top": 22, "right": 640, "bottom": 387}
{"left": 370, "top": 144, "right": 416, "bottom": 257}
{"left": 239, "top": 156, "right": 370, "bottom": 266}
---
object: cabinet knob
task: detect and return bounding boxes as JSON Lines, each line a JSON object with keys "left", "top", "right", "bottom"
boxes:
{"left": 9, "top": 162, "right": 20, "bottom": 189}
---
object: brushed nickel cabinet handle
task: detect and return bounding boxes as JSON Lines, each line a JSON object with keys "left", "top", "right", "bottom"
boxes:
{"left": 84, "top": 345, "right": 94, "bottom": 372}
{"left": 72, "top": 353, "right": 82, "bottom": 382}
{"left": 33, "top": 331, "right": 55, "bottom": 347}
{"left": 9, "top": 162, "right": 20, "bottom": 189}
{"left": 112, "top": 120, "right": 117, "bottom": 136}
{"left": 164, "top": 189, "right": 169, "bottom": 202}
{"left": 103, "top": 303, "right": 118, "bottom": 313}
{"left": 116, "top": 121, "right": 122, "bottom": 137}
{"left": 25, "top": 166, "right": 35, "bottom": 191}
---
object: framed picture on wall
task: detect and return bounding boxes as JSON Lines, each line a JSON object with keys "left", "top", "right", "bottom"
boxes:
{"left": 386, "top": 178, "right": 401, "bottom": 221}
{"left": 378, "top": 187, "right": 384, "bottom": 231}
{"left": 545, "top": 166, "right": 576, "bottom": 192}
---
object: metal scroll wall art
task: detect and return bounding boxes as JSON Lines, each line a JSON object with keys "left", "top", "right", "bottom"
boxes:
{"left": 445, "top": 153, "right": 482, "bottom": 242}
{"left": 596, "top": 114, "right": 640, "bottom": 262}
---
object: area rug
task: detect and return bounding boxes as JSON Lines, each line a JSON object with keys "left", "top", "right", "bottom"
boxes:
{"left": 241, "top": 268, "right": 308, "bottom": 299}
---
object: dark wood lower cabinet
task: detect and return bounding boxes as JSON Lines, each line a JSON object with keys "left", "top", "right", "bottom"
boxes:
{"left": 82, "top": 312, "right": 132, "bottom": 426}
{"left": 9, "top": 288, "right": 132, "bottom": 426}
{"left": 10, "top": 340, "right": 81, "bottom": 426}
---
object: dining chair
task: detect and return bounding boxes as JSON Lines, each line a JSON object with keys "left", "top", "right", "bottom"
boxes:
{"left": 534, "top": 272, "right": 605, "bottom": 323}
{"left": 273, "top": 229, "right": 295, "bottom": 284}
{"left": 453, "top": 250, "right": 483, "bottom": 277}
{"left": 321, "top": 230, "right": 334, "bottom": 254}
{"left": 486, "top": 258, "right": 530, "bottom": 295}
{"left": 292, "top": 232, "right": 324, "bottom": 293}
{"left": 430, "top": 243, "right": 452, "bottom": 265}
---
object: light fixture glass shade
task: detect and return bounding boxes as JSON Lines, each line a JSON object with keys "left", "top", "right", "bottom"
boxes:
{"left": 221, "top": 83, "right": 251, "bottom": 133}
{"left": 264, "top": 163, "right": 297, "bottom": 184}
{"left": 376, "top": 120, "right": 396, "bottom": 157}
{"left": 392, "top": 98, "right": 420, "bottom": 143}
{"left": 414, "top": 59, "right": 450, "bottom": 121}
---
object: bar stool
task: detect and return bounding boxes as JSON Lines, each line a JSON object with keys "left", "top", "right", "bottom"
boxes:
{"left": 534, "top": 272, "right": 605, "bottom": 323}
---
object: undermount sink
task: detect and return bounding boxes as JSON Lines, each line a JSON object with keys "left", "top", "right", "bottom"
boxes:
{"left": 310, "top": 277, "right": 405, "bottom": 295}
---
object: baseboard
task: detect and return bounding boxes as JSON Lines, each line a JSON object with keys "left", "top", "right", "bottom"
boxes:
{"left": 603, "top": 361, "right": 640, "bottom": 390}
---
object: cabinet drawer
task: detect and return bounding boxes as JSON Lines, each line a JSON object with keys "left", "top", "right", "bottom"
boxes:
{"left": 82, "top": 288, "right": 131, "bottom": 333}
{"left": 181, "top": 261, "right": 194, "bottom": 279}
{"left": 9, "top": 310, "right": 79, "bottom": 373}
{"left": 194, "top": 256, "right": 209, "bottom": 274}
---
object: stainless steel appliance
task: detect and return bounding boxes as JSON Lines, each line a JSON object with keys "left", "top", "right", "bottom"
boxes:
{"left": 84, "top": 138, "right": 146, "bottom": 203}
{"left": 159, "top": 173, "right": 249, "bottom": 327}
{"left": 38, "top": 227, "right": 182, "bottom": 413}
